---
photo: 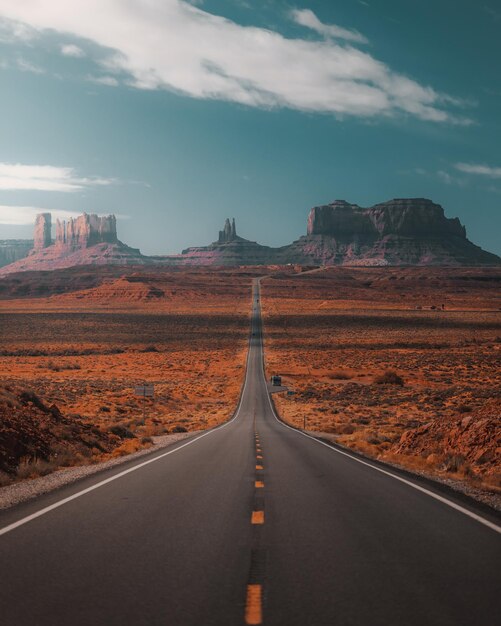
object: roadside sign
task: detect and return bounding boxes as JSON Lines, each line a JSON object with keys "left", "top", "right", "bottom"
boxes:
{"left": 134, "top": 384, "right": 154, "bottom": 398}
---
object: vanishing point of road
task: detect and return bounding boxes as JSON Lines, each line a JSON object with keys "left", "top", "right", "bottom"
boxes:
{"left": 0, "top": 279, "right": 500, "bottom": 625}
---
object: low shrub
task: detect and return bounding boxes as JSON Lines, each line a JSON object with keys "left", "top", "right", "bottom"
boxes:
{"left": 374, "top": 370, "right": 404, "bottom": 386}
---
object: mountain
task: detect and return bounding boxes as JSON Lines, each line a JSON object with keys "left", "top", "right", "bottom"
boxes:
{"left": 162, "top": 218, "right": 277, "bottom": 266}
{"left": 0, "top": 213, "right": 150, "bottom": 275}
{"left": 281, "top": 198, "right": 500, "bottom": 266}
{"left": 0, "top": 199, "right": 499, "bottom": 275}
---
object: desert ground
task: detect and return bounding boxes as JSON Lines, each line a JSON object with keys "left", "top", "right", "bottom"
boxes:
{"left": 1, "top": 264, "right": 500, "bottom": 501}
{"left": 261, "top": 267, "right": 501, "bottom": 494}
{"left": 0, "top": 267, "right": 264, "bottom": 484}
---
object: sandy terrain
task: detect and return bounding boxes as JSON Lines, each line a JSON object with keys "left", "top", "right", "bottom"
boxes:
{"left": 0, "top": 268, "right": 257, "bottom": 486}
{"left": 261, "top": 267, "right": 501, "bottom": 495}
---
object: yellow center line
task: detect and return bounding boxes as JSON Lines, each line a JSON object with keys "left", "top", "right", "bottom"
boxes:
{"left": 256, "top": 465, "right": 263, "bottom": 470}
{"left": 251, "top": 510, "right": 265, "bottom": 524}
{"left": 256, "top": 455, "right": 263, "bottom": 459}
{"left": 255, "top": 481, "right": 264, "bottom": 488}
{"left": 245, "top": 584, "right": 262, "bottom": 625}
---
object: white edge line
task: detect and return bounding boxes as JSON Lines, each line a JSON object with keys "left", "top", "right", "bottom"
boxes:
{"left": 256, "top": 281, "right": 501, "bottom": 536}
{"left": 0, "top": 294, "right": 258, "bottom": 538}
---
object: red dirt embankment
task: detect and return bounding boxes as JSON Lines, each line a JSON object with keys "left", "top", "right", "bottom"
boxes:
{"left": 393, "top": 399, "right": 500, "bottom": 477}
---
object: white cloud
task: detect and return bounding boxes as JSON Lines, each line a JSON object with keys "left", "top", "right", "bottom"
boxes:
{"left": 87, "top": 74, "right": 120, "bottom": 87}
{"left": 291, "top": 9, "right": 368, "bottom": 44}
{"left": 437, "top": 170, "right": 453, "bottom": 184}
{"left": 0, "top": 1, "right": 466, "bottom": 122}
{"left": 0, "top": 163, "right": 115, "bottom": 192}
{"left": 0, "top": 206, "right": 83, "bottom": 225}
{"left": 454, "top": 162, "right": 501, "bottom": 178}
{"left": 0, "top": 206, "right": 128, "bottom": 225}
{"left": 16, "top": 57, "right": 44, "bottom": 74}
{"left": 0, "top": 16, "right": 35, "bottom": 42}
{"left": 60, "top": 43, "right": 85, "bottom": 57}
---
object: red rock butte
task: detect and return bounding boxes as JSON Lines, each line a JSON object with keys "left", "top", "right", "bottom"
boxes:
{"left": 0, "top": 198, "right": 500, "bottom": 274}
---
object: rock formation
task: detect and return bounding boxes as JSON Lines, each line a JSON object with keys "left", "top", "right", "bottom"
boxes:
{"left": 55, "top": 213, "right": 117, "bottom": 249}
{"left": 218, "top": 218, "right": 237, "bottom": 243}
{"left": 175, "top": 217, "right": 278, "bottom": 266}
{"left": 33, "top": 213, "right": 52, "bottom": 250}
{"left": 0, "top": 199, "right": 499, "bottom": 274}
{"left": 287, "top": 198, "right": 499, "bottom": 266}
{"left": 0, "top": 212, "right": 148, "bottom": 275}
{"left": 307, "top": 199, "right": 466, "bottom": 239}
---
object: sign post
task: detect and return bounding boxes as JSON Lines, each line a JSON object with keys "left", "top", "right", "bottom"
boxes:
{"left": 134, "top": 383, "right": 154, "bottom": 422}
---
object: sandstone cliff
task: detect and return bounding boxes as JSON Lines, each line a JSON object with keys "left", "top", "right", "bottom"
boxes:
{"left": 55, "top": 213, "right": 117, "bottom": 249}
{"left": 0, "top": 200, "right": 499, "bottom": 274}
{"left": 0, "top": 212, "right": 148, "bottom": 275}
{"left": 288, "top": 198, "right": 499, "bottom": 266}
{"left": 176, "top": 218, "right": 277, "bottom": 266}
{"left": 33, "top": 213, "right": 52, "bottom": 250}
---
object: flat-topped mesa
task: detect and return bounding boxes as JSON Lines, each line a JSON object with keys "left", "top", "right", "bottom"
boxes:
{"left": 369, "top": 198, "right": 466, "bottom": 238}
{"left": 218, "top": 218, "right": 237, "bottom": 243}
{"left": 307, "top": 198, "right": 467, "bottom": 240}
{"left": 33, "top": 213, "right": 52, "bottom": 249}
{"left": 55, "top": 213, "right": 117, "bottom": 249}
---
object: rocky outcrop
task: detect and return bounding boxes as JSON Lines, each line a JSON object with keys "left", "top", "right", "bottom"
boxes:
{"left": 392, "top": 399, "right": 500, "bottom": 477}
{"left": 218, "top": 218, "right": 237, "bottom": 243}
{"left": 175, "top": 218, "right": 278, "bottom": 266}
{"left": 0, "top": 212, "right": 148, "bottom": 275}
{"left": 0, "top": 199, "right": 499, "bottom": 274}
{"left": 307, "top": 198, "right": 466, "bottom": 239}
{"left": 55, "top": 213, "right": 117, "bottom": 249}
{"left": 0, "top": 240, "right": 33, "bottom": 268}
{"left": 291, "top": 198, "right": 499, "bottom": 266}
{"left": 33, "top": 213, "right": 52, "bottom": 249}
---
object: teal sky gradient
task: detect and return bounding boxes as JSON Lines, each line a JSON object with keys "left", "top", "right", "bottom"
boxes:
{"left": 0, "top": 0, "right": 499, "bottom": 255}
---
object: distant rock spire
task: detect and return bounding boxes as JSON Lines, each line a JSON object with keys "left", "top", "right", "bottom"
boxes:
{"left": 33, "top": 213, "right": 52, "bottom": 249}
{"left": 218, "top": 217, "right": 237, "bottom": 243}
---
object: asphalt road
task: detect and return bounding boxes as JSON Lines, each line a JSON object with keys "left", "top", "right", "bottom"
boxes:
{"left": 0, "top": 280, "right": 500, "bottom": 625}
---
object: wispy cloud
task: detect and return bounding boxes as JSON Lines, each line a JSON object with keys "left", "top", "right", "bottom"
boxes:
{"left": 0, "top": 163, "right": 115, "bottom": 192}
{"left": 87, "top": 74, "right": 120, "bottom": 87}
{"left": 60, "top": 43, "right": 85, "bottom": 58}
{"left": 0, "top": 205, "right": 128, "bottom": 225}
{"left": 16, "top": 57, "right": 44, "bottom": 74}
{"left": 454, "top": 162, "right": 501, "bottom": 179}
{"left": 0, "top": 205, "right": 84, "bottom": 225}
{"left": 0, "top": 1, "right": 468, "bottom": 122}
{"left": 291, "top": 9, "right": 368, "bottom": 44}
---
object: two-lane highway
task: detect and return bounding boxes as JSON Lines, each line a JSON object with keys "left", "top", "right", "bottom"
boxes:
{"left": 0, "top": 280, "right": 500, "bottom": 625}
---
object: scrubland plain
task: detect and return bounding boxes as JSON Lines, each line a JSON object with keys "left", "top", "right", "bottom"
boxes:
{"left": 0, "top": 268, "right": 259, "bottom": 484}
{"left": 261, "top": 267, "right": 501, "bottom": 496}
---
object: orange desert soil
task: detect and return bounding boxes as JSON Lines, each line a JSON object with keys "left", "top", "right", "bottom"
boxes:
{"left": 0, "top": 267, "right": 266, "bottom": 484}
{"left": 261, "top": 266, "right": 501, "bottom": 495}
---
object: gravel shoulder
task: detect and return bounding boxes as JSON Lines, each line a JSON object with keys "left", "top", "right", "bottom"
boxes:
{"left": 0, "top": 432, "right": 193, "bottom": 511}
{"left": 309, "top": 430, "right": 501, "bottom": 513}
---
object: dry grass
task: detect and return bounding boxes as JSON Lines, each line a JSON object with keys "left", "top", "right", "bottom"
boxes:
{"left": 0, "top": 268, "right": 255, "bottom": 480}
{"left": 261, "top": 267, "right": 501, "bottom": 493}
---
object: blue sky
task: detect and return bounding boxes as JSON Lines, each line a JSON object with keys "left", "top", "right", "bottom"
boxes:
{"left": 0, "top": 0, "right": 499, "bottom": 255}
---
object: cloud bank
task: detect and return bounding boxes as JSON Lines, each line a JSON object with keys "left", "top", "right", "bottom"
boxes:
{"left": 0, "top": 205, "right": 127, "bottom": 225}
{"left": 291, "top": 9, "right": 368, "bottom": 44}
{"left": 0, "top": 163, "right": 114, "bottom": 192}
{"left": 455, "top": 163, "right": 501, "bottom": 179}
{"left": 0, "top": 0, "right": 466, "bottom": 122}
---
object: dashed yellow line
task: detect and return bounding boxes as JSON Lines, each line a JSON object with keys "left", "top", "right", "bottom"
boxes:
{"left": 256, "top": 455, "right": 263, "bottom": 460}
{"left": 245, "top": 584, "right": 262, "bottom": 625}
{"left": 256, "top": 465, "right": 263, "bottom": 470}
{"left": 255, "top": 481, "right": 264, "bottom": 488}
{"left": 251, "top": 510, "right": 265, "bottom": 524}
